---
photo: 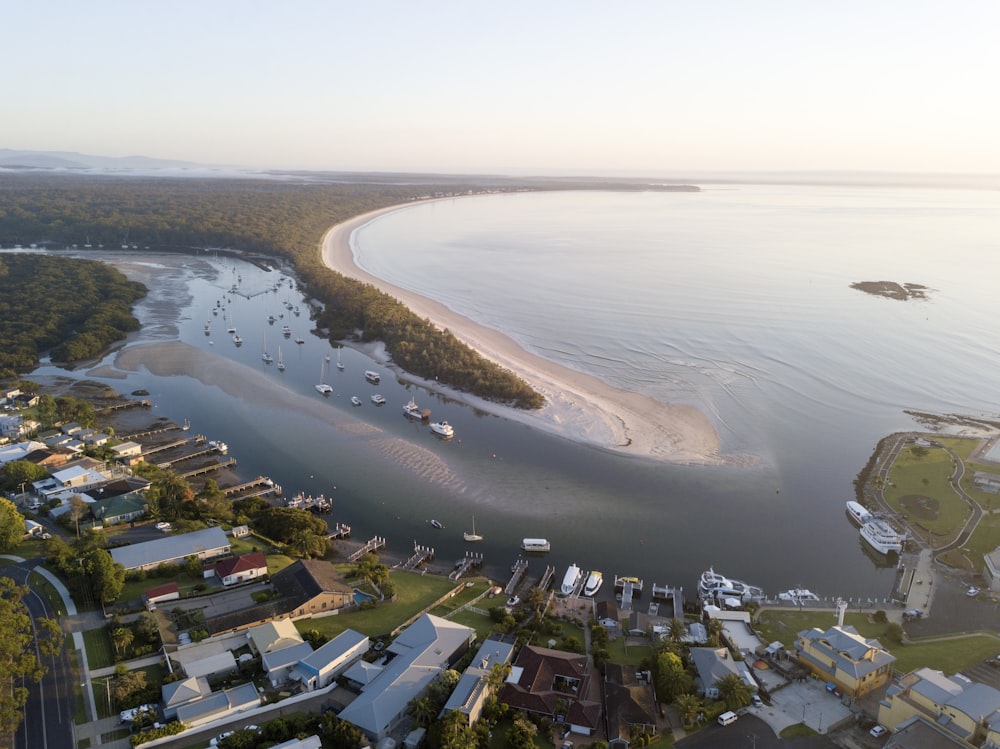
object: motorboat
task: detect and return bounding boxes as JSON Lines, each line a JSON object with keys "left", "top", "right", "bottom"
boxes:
{"left": 403, "top": 398, "right": 423, "bottom": 419}
{"left": 584, "top": 570, "right": 604, "bottom": 596}
{"left": 209, "top": 440, "right": 228, "bottom": 454}
{"left": 316, "top": 384, "right": 333, "bottom": 395}
{"left": 294, "top": 336, "right": 304, "bottom": 344}
{"left": 779, "top": 588, "right": 820, "bottom": 603}
{"left": 350, "top": 396, "right": 362, "bottom": 406}
{"left": 698, "top": 567, "right": 764, "bottom": 602}
{"left": 371, "top": 394, "right": 386, "bottom": 405}
{"left": 232, "top": 333, "right": 243, "bottom": 346}
{"left": 521, "top": 538, "right": 550, "bottom": 553}
{"left": 846, "top": 500, "right": 872, "bottom": 526}
{"left": 561, "top": 563, "right": 583, "bottom": 595}
{"left": 860, "top": 518, "right": 904, "bottom": 554}
{"left": 282, "top": 325, "right": 291, "bottom": 337}
{"left": 430, "top": 519, "right": 444, "bottom": 529}
{"left": 430, "top": 421, "right": 454, "bottom": 438}
{"left": 464, "top": 516, "right": 483, "bottom": 542}
{"left": 365, "top": 370, "right": 381, "bottom": 384}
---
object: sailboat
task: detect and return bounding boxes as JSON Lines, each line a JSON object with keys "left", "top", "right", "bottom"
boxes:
{"left": 315, "top": 358, "right": 332, "bottom": 395}
{"left": 464, "top": 516, "right": 483, "bottom": 542}
{"left": 336, "top": 348, "right": 345, "bottom": 370}
{"left": 261, "top": 333, "right": 273, "bottom": 363}
{"left": 277, "top": 346, "right": 285, "bottom": 371}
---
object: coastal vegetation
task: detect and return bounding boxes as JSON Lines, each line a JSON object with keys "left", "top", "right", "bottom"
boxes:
{"left": 0, "top": 254, "right": 145, "bottom": 376}
{"left": 0, "top": 174, "right": 545, "bottom": 406}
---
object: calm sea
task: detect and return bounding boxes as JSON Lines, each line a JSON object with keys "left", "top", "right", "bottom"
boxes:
{"left": 27, "top": 183, "right": 1000, "bottom": 602}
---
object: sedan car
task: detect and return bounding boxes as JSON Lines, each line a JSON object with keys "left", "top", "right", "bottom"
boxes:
{"left": 210, "top": 731, "right": 234, "bottom": 746}
{"left": 869, "top": 724, "right": 888, "bottom": 738}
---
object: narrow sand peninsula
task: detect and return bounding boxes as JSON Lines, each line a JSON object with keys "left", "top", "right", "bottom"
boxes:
{"left": 321, "top": 205, "right": 724, "bottom": 465}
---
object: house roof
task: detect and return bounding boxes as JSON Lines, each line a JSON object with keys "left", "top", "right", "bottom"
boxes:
{"left": 109, "top": 526, "right": 230, "bottom": 570}
{"left": 161, "top": 676, "right": 210, "bottom": 707}
{"left": 596, "top": 600, "right": 619, "bottom": 621}
{"left": 297, "top": 629, "right": 368, "bottom": 673}
{"left": 500, "top": 645, "right": 602, "bottom": 730}
{"left": 798, "top": 625, "right": 895, "bottom": 680}
{"left": 91, "top": 492, "right": 148, "bottom": 521}
{"left": 145, "top": 582, "right": 179, "bottom": 601}
{"left": 215, "top": 551, "right": 267, "bottom": 579}
{"left": 443, "top": 637, "right": 515, "bottom": 714}
{"left": 182, "top": 650, "right": 237, "bottom": 679}
{"left": 262, "top": 641, "right": 315, "bottom": 674}
{"left": 689, "top": 647, "right": 747, "bottom": 692}
{"left": 249, "top": 619, "right": 304, "bottom": 654}
{"left": 604, "top": 663, "right": 658, "bottom": 740}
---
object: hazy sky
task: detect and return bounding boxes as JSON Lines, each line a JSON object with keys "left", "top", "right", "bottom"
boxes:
{"left": 7, "top": 1, "right": 999, "bottom": 176}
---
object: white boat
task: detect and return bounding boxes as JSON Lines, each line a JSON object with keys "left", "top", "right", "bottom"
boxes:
{"left": 403, "top": 398, "right": 423, "bottom": 419}
{"left": 429, "top": 421, "right": 454, "bottom": 437}
{"left": 561, "top": 563, "right": 583, "bottom": 595}
{"left": 232, "top": 333, "right": 242, "bottom": 346}
{"left": 277, "top": 346, "right": 285, "bottom": 371}
{"left": 860, "top": 518, "right": 904, "bottom": 554}
{"left": 430, "top": 519, "right": 444, "bottom": 529}
{"left": 336, "top": 349, "right": 345, "bottom": 370}
{"left": 464, "top": 516, "right": 483, "bottom": 542}
{"left": 282, "top": 325, "right": 291, "bottom": 337}
{"left": 371, "top": 394, "right": 386, "bottom": 405}
{"left": 779, "top": 588, "right": 820, "bottom": 602}
{"left": 846, "top": 500, "right": 871, "bottom": 526}
{"left": 350, "top": 396, "right": 361, "bottom": 406}
{"left": 698, "top": 567, "right": 764, "bottom": 602}
{"left": 295, "top": 336, "right": 304, "bottom": 344}
{"left": 521, "top": 538, "right": 551, "bottom": 553}
{"left": 261, "top": 333, "right": 273, "bottom": 363}
{"left": 209, "top": 440, "right": 228, "bottom": 454}
{"left": 584, "top": 571, "right": 603, "bottom": 596}
{"left": 316, "top": 359, "right": 332, "bottom": 395}
{"left": 365, "top": 370, "right": 380, "bottom": 384}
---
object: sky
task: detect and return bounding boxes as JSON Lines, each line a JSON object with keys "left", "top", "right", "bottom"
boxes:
{"left": 7, "top": 1, "right": 1000, "bottom": 176}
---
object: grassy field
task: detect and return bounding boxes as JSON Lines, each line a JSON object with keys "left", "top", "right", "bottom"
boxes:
{"left": 296, "top": 570, "right": 460, "bottom": 640}
{"left": 605, "top": 634, "right": 653, "bottom": 666}
{"left": 755, "top": 609, "right": 1000, "bottom": 675}
{"left": 82, "top": 627, "right": 115, "bottom": 670}
{"left": 885, "top": 442, "right": 969, "bottom": 537}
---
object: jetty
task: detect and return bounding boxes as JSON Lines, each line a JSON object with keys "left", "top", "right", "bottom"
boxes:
{"left": 401, "top": 543, "right": 434, "bottom": 571}
{"left": 325, "top": 523, "right": 351, "bottom": 540}
{"left": 506, "top": 557, "right": 528, "bottom": 596}
{"left": 348, "top": 536, "right": 386, "bottom": 562}
{"left": 140, "top": 437, "right": 190, "bottom": 457}
{"left": 94, "top": 399, "right": 151, "bottom": 415}
{"left": 119, "top": 421, "right": 188, "bottom": 441}
{"left": 221, "top": 475, "right": 279, "bottom": 498}
{"left": 176, "top": 458, "right": 237, "bottom": 480}
{"left": 615, "top": 576, "right": 644, "bottom": 611}
{"left": 537, "top": 564, "right": 556, "bottom": 592}
{"left": 155, "top": 443, "right": 224, "bottom": 467}
{"left": 448, "top": 551, "right": 484, "bottom": 581}
{"left": 651, "top": 583, "right": 685, "bottom": 620}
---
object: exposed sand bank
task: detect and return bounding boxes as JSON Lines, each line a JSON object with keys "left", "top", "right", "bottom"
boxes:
{"left": 320, "top": 205, "right": 725, "bottom": 465}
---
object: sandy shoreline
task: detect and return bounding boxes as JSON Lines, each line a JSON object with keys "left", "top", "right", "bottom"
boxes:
{"left": 320, "top": 204, "right": 725, "bottom": 465}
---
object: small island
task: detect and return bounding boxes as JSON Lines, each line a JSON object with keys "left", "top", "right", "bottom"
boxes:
{"left": 850, "top": 280, "right": 930, "bottom": 301}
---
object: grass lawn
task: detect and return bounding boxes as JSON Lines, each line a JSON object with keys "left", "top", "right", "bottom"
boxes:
{"left": 117, "top": 573, "right": 205, "bottom": 604}
{"left": 29, "top": 570, "right": 68, "bottom": 616}
{"left": 297, "top": 570, "right": 459, "bottom": 640}
{"left": 755, "top": 609, "right": 1000, "bottom": 675}
{"left": 430, "top": 578, "right": 489, "bottom": 617}
{"left": 885, "top": 443, "right": 969, "bottom": 537}
{"left": 448, "top": 609, "right": 497, "bottom": 641}
{"left": 486, "top": 717, "right": 553, "bottom": 749}
{"left": 606, "top": 634, "right": 653, "bottom": 666}
{"left": 83, "top": 627, "right": 115, "bottom": 670}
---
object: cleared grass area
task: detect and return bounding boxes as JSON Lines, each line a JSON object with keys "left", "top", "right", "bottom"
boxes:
{"left": 117, "top": 573, "right": 204, "bottom": 604}
{"left": 605, "top": 635, "right": 653, "bottom": 666}
{"left": 885, "top": 443, "right": 969, "bottom": 536}
{"left": 448, "top": 609, "right": 496, "bottom": 641}
{"left": 429, "top": 578, "right": 489, "bottom": 617}
{"left": 82, "top": 627, "right": 115, "bottom": 670}
{"left": 296, "top": 570, "right": 458, "bottom": 639}
{"left": 755, "top": 609, "right": 1000, "bottom": 675}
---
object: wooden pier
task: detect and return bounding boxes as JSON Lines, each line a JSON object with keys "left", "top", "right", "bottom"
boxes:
{"left": 156, "top": 444, "right": 221, "bottom": 467}
{"left": 448, "top": 552, "right": 484, "bottom": 581}
{"left": 537, "top": 564, "right": 556, "bottom": 592}
{"left": 120, "top": 422, "right": 187, "bottom": 441}
{"left": 140, "top": 438, "right": 190, "bottom": 457}
{"left": 349, "top": 536, "right": 386, "bottom": 562}
{"left": 651, "top": 583, "right": 685, "bottom": 619}
{"left": 505, "top": 557, "right": 528, "bottom": 596}
{"left": 402, "top": 543, "right": 434, "bottom": 571}
{"left": 95, "top": 399, "right": 151, "bottom": 415}
{"left": 325, "top": 523, "right": 351, "bottom": 540}
{"left": 221, "top": 475, "right": 278, "bottom": 497}
{"left": 615, "top": 576, "right": 644, "bottom": 611}
{"left": 177, "top": 458, "right": 237, "bottom": 480}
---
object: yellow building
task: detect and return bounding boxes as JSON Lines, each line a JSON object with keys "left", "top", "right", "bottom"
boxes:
{"left": 878, "top": 667, "right": 1000, "bottom": 747}
{"left": 795, "top": 625, "right": 895, "bottom": 698}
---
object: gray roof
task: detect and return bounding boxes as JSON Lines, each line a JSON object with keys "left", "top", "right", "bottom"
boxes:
{"left": 110, "top": 526, "right": 230, "bottom": 570}
{"left": 443, "top": 638, "right": 515, "bottom": 714}
{"left": 947, "top": 682, "right": 1000, "bottom": 726}
{"left": 910, "top": 668, "right": 965, "bottom": 707}
{"left": 799, "top": 625, "right": 895, "bottom": 680}
{"left": 161, "top": 676, "right": 209, "bottom": 707}
{"left": 689, "top": 647, "right": 744, "bottom": 690}
{"left": 298, "top": 629, "right": 368, "bottom": 672}
{"left": 263, "top": 641, "right": 314, "bottom": 674}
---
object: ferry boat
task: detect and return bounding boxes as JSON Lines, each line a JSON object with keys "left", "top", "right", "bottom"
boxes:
{"left": 860, "top": 518, "right": 904, "bottom": 554}
{"left": 846, "top": 500, "right": 872, "bottom": 526}
{"left": 430, "top": 421, "right": 454, "bottom": 438}
{"left": 371, "top": 394, "right": 386, "bottom": 405}
{"left": 698, "top": 567, "right": 764, "bottom": 602}
{"left": 365, "top": 370, "right": 381, "bottom": 384}
{"left": 403, "top": 398, "right": 423, "bottom": 419}
{"left": 521, "top": 538, "right": 551, "bottom": 553}
{"left": 561, "top": 563, "right": 583, "bottom": 595}
{"left": 584, "top": 570, "right": 603, "bottom": 596}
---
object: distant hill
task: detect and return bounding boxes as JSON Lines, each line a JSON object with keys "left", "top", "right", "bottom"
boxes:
{"left": 0, "top": 149, "right": 204, "bottom": 171}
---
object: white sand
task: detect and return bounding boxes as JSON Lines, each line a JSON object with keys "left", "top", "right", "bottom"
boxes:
{"left": 320, "top": 205, "right": 725, "bottom": 465}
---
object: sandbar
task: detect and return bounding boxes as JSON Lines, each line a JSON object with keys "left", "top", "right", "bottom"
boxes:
{"left": 320, "top": 204, "right": 725, "bottom": 465}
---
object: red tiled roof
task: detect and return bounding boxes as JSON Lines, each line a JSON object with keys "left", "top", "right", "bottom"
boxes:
{"left": 145, "top": 581, "right": 179, "bottom": 600}
{"left": 214, "top": 551, "right": 267, "bottom": 579}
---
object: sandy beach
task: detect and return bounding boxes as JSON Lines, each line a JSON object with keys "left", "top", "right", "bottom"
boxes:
{"left": 320, "top": 205, "right": 725, "bottom": 465}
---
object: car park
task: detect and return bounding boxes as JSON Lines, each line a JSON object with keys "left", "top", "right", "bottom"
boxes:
{"left": 870, "top": 724, "right": 888, "bottom": 738}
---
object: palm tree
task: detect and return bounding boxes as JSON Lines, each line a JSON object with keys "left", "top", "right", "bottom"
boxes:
{"left": 111, "top": 627, "right": 134, "bottom": 658}
{"left": 667, "top": 617, "right": 688, "bottom": 644}
{"left": 407, "top": 695, "right": 437, "bottom": 727}
{"left": 676, "top": 693, "right": 703, "bottom": 726}
{"left": 705, "top": 617, "right": 725, "bottom": 647}
{"left": 715, "top": 673, "right": 753, "bottom": 711}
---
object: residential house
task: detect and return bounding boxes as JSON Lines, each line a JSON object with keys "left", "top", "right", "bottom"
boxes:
{"left": 689, "top": 647, "right": 756, "bottom": 699}
{"left": 181, "top": 650, "right": 238, "bottom": 681}
{"left": 214, "top": 552, "right": 268, "bottom": 586}
{"left": 443, "top": 637, "right": 515, "bottom": 725}
{"left": 90, "top": 492, "right": 148, "bottom": 525}
{"left": 500, "top": 644, "right": 603, "bottom": 736}
{"left": 338, "top": 614, "right": 474, "bottom": 742}
{"left": 110, "top": 526, "right": 231, "bottom": 572}
{"left": 885, "top": 715, "right": 975, "bottom": 748}
{"left": 0, "top": 440, "right": 48, "bottom": 466}
{"left": 604, "top": 663, "right": 658, "bottom": 748}
{"left": 597, "top": 600, "right": 620, "bottom": 632}
{"left": 110, "top": 441, "right": 142, "bottom": 459}
{"left": 174, "top": 683, "right": 259, "bottom": 728}
{"left": 161, "top": 676, "right": 210, "bottom": 720}
{"left": 263, "top": 641, "right": 315, "bottom": 688}
{"left": 289, "top": 629, "right": 369, "bottom": 691}
{"left": 878, "top": 667, "right": 1000, "bottom": 746}
{"left": 247, "top": 619, "right": 305, "bottom": 656}
{"left": 144, "top": 582, "right": 180, "bottom": 608}
{"left": 796, "top": 624, "right": 895, "bottom": 698}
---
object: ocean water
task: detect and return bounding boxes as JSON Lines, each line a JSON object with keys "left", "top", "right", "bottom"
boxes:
{"left": 25, "top": 183, "right": 1000, "bottom": 603}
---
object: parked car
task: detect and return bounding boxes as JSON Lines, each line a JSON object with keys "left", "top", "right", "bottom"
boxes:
{"left": 751, "top": 694, "right": 764, "bottom": 708}
{"left": 210, "top": 731, "right": 234, "bottom": 746}
{"left": 870, "top": 725, "right": 888, "bottom": 738}
{"left": 119, "top": 704, "right": 156, "bottom": 723}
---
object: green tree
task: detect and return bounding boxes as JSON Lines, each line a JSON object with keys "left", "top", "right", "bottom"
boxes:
{"left": 317, "top": 709, "right": 365, "bottom": 749}
{"left": 667, "top": 617, "right": 688, "bottom": 644}
{"left": 507, "top": 715, "right": 538, "bottom": 749}
{"left": 436, "top": 709, "right": 477, "bottom": 749}
{"left": 654, "top": 650, "right": 693, "bottom": 702}
{"left": 715, "top": 673, "right": 753, "bottom": 711}
{"left": 111, "top": 627, "right": 134, "bottom": 658}
{"left": 676, "top": 692, "right": 703, "bottom": 725}
{"left": 885, "top": 621, "right": 905, "bottom": 644}
{"left": 86, "top": 548, "right": 125, "bottom": 605}
{"left": 0, "top": 497, "right": 26, "bottom": 552}
{"left": 111, "top": 666, "right": 147, "bottom": 704}
{"left": 407, "top": 695, "right": 437, "bottom": 727}
{"left": 1, "top": 460, "right": 48, "bottom": 493}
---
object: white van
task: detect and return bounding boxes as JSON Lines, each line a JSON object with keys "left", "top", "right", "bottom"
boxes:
{"left": 718, "top": 711, "right": 738, "bottom": 726}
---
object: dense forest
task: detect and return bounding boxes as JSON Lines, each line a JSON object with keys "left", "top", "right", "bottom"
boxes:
{"left": 0, "top": 253, "right": 146, "bottom": 376}
{"left": 0, "top": 174, "right": 545, "bottom": 407}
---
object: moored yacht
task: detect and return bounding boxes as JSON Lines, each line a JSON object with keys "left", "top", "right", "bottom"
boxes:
{"left": 430, "top": 421, "right": 454, "bottom": 438}
{"left": 584, "top": 570, "right": 603, "bottom": 596}
{"left": 403, "top": 398, "right": 422, "bottom": 419}
{"left": 561, "top": 563, "right": 583, "bottom": 595}
{"left": 698, "top": 567, "right": 764, "bottom": 602}
{"left": 860, "top": 518, "right": 904, "bottom": 554}
{"left": 846, "top": 500, "right": 872, "bottom": 526}
{"left": 371, "top": 394, "right": 386, "bottom": 405}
